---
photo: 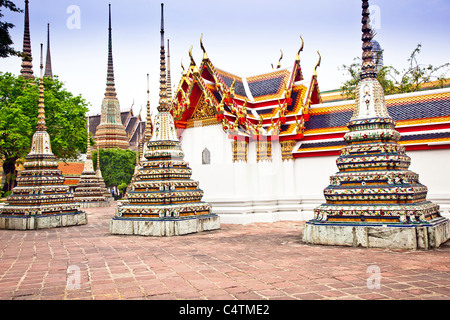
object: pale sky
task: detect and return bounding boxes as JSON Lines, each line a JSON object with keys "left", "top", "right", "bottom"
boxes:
{"left": 2, "top": 0, "right": 450, "bottom": 118}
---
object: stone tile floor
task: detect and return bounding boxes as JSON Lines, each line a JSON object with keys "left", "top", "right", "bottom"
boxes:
{"left": 0, "top": 202, "right": 449, "bottom": 300}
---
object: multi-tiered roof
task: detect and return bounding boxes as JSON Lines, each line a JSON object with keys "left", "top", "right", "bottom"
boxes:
{"left": 110, "top": 4, "right": 219, "bottom": 236}
{"left": 171, "top": 36, "right": 322, "bottom": 146}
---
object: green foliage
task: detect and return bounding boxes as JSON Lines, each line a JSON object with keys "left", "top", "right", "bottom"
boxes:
{"left": 0, "top": 72, "right": 90, "bottom": 191}
{"left": 117, "top": 182, "right": 127, "bottom": 194}
{"left": 0, "top": 0, "right": 23, "bottom": 58}
{"left": 92, "top": 148, "right": 136, "bottom": 188}
{"left": 340, "top": 44, "right": 450, "bottom": 100}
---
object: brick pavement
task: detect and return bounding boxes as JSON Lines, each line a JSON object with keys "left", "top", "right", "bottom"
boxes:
{"left": 0, "top": 202, "right": 449, "bottom": 300}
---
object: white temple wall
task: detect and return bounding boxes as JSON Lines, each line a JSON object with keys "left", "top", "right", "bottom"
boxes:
{"left": 180, "top": 125, "right": 450, "bottom": 224}
{"left": 407, "top": 149, "right": 450, "bottom": 217}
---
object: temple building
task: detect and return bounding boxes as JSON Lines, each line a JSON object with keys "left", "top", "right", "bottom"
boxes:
{"left": 110, "top": 3, "right": 220, "bottom": 236}
{"left": 93, "top": 4, "right": 130, "bottom": 150}
{"left": 170, "top": 13, "right": 450, "bottom": 226}
{"left": 171, "top": 34, "right": 322, "bottom": 223}
{"left": 88, "top": 107, "right": 146, "bottom": 151}
{"left": 0, "top": 45, "right": 87, "bottom": 230}
{"left": 302, "top": 0, "right": 449, "bottom": 249}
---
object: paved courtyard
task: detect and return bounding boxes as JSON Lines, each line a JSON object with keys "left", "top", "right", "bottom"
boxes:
{"left": 0, "top": 202, "right": 449, "bottom": 301}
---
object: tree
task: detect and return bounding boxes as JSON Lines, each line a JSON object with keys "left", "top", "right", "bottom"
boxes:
{"left": 92, "top": 148, "right": 136, "bottom": 189}
{"left": 0, "top": 72, "right": 90, "bottom": 192}
{"left": 340, "top": 44, "right": 450, "bottom": 99}
{"left": 0, "top": 0, "right": 23, "bottom": 58}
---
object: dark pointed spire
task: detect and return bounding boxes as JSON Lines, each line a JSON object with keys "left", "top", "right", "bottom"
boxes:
{"left": 157, "top": 3, "right": 169, "bottom": 112}
{"left": 167, "top": 39, "right": 172, "bottom": 101}
{"left": 44, "top": 23, "right": 53, "bottom": 78}
{"left": 105, "top": 3, "right": 117, "bottom": 99}
{"left": 360, "top": 0, "right": 377, "bottom": 80}
{"left": 20, "top": 0, "right": 34, "bottom": 79}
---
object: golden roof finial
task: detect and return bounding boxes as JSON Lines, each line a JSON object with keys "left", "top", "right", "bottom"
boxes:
{"left": 200, "top": 33, "right": 208, "bottom": 60}
{"left": 189, "top": 45, "right": 196, "bottom": 66}
{"left": 181, "top": 59, "right": 186, "bottom": 76}
{"left": 277, "top": 50, "right": 283, "bottom": 69}
{"left": 296, "top": 36, "right": 304, "bottom": 61}
{"left": 313, "top": 51, "right": 321, "bottom": 76}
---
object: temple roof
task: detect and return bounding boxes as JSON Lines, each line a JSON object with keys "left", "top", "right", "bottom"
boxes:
{"left": 294, "top": 87, "right": 450, "bottom": 157}
{"left": 172, "top": 37, "right": 321, "bottom": 140}
{"left": 88, "top": 108, "right": 146, "bottom": 150}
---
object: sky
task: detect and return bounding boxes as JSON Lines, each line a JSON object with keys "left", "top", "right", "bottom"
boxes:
{"left": 1, "top": 0, "right": 450, "bottom": 119}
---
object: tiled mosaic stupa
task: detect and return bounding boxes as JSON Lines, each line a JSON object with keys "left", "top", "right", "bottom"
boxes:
{"left": 109, "top": 3, "right": 220, "bottom": 236}
{"left": 0, "top": 45, "right": 87, "bottom": 230}
{"left": 302, "top": 0, "right": 449, "bottom": 249}
{"left": 94, "top": 4, "right": 130, "bottom": 150}
{"left": 73, "top": 124, "right": 112, "bottom": 207}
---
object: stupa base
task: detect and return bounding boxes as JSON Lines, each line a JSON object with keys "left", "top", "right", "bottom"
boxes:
{"left": 302, "top": 217, "right": 450, "bottom": 250}
{"left": 0, "top": 211, "right": 87, "bottom": 230}
{"left": 77, "top": 199, "right": 113, "bottom": 208}
{"left": 110, "top": 214, "right": 220, "bottom": 237}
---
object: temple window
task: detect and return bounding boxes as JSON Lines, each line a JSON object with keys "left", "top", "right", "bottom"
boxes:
{"left": 202, "top": 148, "right": 211, "bottom": 165}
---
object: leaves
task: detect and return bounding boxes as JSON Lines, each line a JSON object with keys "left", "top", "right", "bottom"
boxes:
{"left": 0, "top": 0, "right": 23, "bottom": 58}
{"left": 92, "top": 148, "right": 136, "bottom": 188}
{"left": 340, "top": 44, "right": 449, "bottom": 99}
{"left": 0, "top": 72, "right": 90, "bottom": 191}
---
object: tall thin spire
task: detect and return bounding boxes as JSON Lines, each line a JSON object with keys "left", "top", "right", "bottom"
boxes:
{"left": 96, "top": 145, "right": 102, "bottom": 177}
{"left": 144, "top": 73, "right": 152, "bottom": 143}
{"left": 86, "top": 116, "right": 91, "bottom": 159}
{"left": 36, "top": 43, "right": 46, "bottom": 131}
{"left": 44, "top": 23, "right": 53, "bottom": 78}
{"left": 360, "top": 0, "right": 377, "bottom": 80}
{"left": 94, "top": 3, "right": 129, "bottom": 149}
{"left": 166, "top": 39, "right": 172, "bottom": 102}
{"left": 105, "top": 3, "right": 117, "bottom": 99}
{"left": 20, "top": 0, "right": 34, "bottom": 79}
{"left": 157, "top": 3, "right": 169, "bottom": 112}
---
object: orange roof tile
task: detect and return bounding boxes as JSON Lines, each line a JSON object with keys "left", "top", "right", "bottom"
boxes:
{"left": 58, "top": 162, "right": 85, "bottom": 176}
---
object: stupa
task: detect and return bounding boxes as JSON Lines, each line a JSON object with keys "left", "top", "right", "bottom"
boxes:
{"left": 95, "top": 146, "right": 112, "bottom": 200}
{"left": 0, "top": 45, "right": 87, "bottom": 230}
{"left": 302, "top": 0, "right": 449, "bottom": 249}
{"left": 110, "top": 3, "right": 220, "bottom": 236}
{"left": 73, "top": 122, "right": 112, "bottom": 207}
{"left": 94, "top": 4, "right": 130, "bottom": 150}
{"left": 20, "top": 0, "right": 33, "bottom": 79}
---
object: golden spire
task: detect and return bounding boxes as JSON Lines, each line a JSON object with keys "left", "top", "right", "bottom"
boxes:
{"left": 36, "top": 43, "right": 46, "bottom": 131}
{"left": 86, "top": 115, "right": 92, "bottom": 159}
